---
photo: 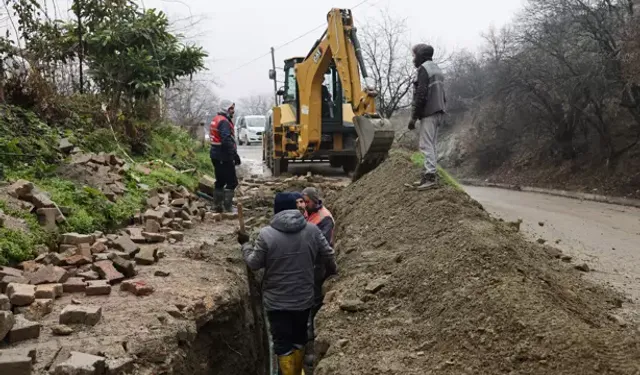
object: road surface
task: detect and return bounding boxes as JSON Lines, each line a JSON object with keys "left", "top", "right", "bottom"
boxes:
{"left": 465, "top": 185, "right": 640, "bottom": 313}
{"left": 237, "top": 145, "right": 346, "bottom": 177}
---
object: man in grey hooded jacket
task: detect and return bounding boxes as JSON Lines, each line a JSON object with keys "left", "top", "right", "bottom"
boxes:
{"left": 238, "top": 192, "right": 337, "bottom": 375}
{"left": 408, "top": 44, "right": 447, "bottom": 190}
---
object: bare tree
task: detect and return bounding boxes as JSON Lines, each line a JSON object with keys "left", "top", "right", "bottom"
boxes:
{"left": 237, "top": 94, "right": 273, "bottom": 116}
{"left": 359, "top": 9, "right": 413, "bottom": 119}
{"left": 164, "top": 78, "right": 218, "bottom": 131}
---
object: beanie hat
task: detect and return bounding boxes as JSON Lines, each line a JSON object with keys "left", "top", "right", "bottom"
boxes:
{"left": 291, "top": 192, "right": 303, "bottom": 201}
{"left": 302, "top": 187, "right": 321, "bottom": 204}
{"left": 274, "top": 192, "right": 299, "bottom": 214}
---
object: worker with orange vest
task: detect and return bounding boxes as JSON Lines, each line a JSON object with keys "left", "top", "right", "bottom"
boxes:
{"left": 301, "top": 187, "right": 335, "bottom": 372}
{"left": 209, "top": 99, "right": 241, "bottom": 213}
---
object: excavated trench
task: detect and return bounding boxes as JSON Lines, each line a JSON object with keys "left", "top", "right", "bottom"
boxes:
{"left": 173, "top": 270, "right": 270, "bottom": 375}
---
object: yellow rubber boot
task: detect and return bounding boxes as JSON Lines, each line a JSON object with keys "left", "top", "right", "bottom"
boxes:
{"left": 293, "top": 348, "right": 305, "bottom": 375}
{"left": 278, "top": 352, "right": 297, "bottom": 375}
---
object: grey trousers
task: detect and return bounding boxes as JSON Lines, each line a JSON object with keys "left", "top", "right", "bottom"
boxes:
{"left": 418, "top": 114, "right": 444, "bottom": 175}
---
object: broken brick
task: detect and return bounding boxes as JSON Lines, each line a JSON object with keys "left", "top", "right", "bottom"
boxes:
{"left": 61, "top": 233, "right": 96, "bottom": 246}
{"left": 78, "top": 270, "right": 100, "bottom": 281}
{"left": 92, "top": 261, "right": 124, "bottom": 284}
{"left": 51, "top": 351, "right": 106, "bottom": 375}
{"left": 142, "top": 232, "right": 166, "bottom": 243}
{"left": 120, "top": 279, "right": 154, "bottom": 296}
{"left": 63, "top": 278, "right": 87, "bottom": 294}
{"left": 0, "top": 352, "right": 32, "bottom": 375}
{"left": 135, "top": 248, "right": 158, "bottom": 266}
{"left": 64, "top": 255, "right": 92, "bottom": 267}
{"left": 107, "top": 254, "right": 136, "bottom": 278}
{"left": 60, "top": 305, "right": 102, "bottom": 326}
{"left": 113, "top": 235, "right": 140, "bottom": 257}
{"left": 6, "top": 315, "right": 41, "bottom": 343}
{"left": 27, "top": 265, "right": 70, "bottom": 285}
{"left": 85, "top": 280, "right": 112, "bottom": 296}
{"left": 145, "top": 219, "right": 161, "bottom": 233}
{"left": 6, "top": 284, "right": 36, "bottom": 306}
{"left": 35, "top": 284, "right": 63, "bottom": 299}
{"left": 168, "top": 231, "right": 185, "bottom": 241}
{"left": 0, "top": 311, "right": 15, "bottom": 341}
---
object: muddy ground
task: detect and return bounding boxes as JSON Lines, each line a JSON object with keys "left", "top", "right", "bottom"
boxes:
{"left": 313, "top": 152, "right": 640, "bottom": 374}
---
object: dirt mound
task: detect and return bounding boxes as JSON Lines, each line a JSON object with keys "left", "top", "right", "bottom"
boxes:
{"left": 314, "top": 152, "right": 640, "bottom": 374}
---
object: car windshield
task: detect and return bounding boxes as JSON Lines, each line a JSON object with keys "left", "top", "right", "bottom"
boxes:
{"left": 246, "top": 117, "right": 265, "bottom": 129}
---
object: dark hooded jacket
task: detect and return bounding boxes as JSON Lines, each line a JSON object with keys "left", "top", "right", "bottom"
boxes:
{"left": 241, "top": 209, "right": 337, "bottom": 311}
{"left": 411, "top": 45, "right": 447, "bottom": 120}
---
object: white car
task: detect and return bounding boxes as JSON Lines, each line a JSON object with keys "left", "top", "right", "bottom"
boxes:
{"left": 236, "top": 115, "right": 266, "bottom": 146}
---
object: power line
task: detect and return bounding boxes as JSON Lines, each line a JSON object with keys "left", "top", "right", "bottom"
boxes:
{"left": 220, "top": 0, "right": 374, "bottom": 78}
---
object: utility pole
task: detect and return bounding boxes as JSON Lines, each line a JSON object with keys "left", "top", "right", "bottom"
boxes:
{"left": 270, "top": 47, "right": 278, "bottom": 106}
{"left": 74, "top": 0, "right": 84, "bottom": 94}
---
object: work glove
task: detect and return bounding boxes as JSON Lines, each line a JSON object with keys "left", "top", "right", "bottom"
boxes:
{"left": 237, "top": 231, "right": 250, "bottom": 245}
{"left": 408, "top": 119, "right": 417, "bottom": 131}
{"left": 234, "top": 154, "right": 241, "bottom": 166}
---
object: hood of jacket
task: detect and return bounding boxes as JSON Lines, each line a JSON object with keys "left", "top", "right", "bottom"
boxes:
{"left": 270, "top": 209, "right": 307, "bottom": 233}
{"left": 412, "top": 44, "right": 433, "bottom": 68}
{"left": 218, "top": 99, "right": 235, "bottom": 118}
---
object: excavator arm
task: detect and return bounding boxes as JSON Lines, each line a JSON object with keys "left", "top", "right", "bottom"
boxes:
{"left": 294, "top": 8, "right": 395, "bottom": 180}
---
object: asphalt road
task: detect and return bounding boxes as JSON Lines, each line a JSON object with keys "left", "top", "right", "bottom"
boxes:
{"left": 239, "top": 145, "right": 640, "bottom": 315}
{"left": 237, "top": 145, "right": 347, "bottom": 177}
{"left": 465, "top": 185, "right": 640, "bottom": 311}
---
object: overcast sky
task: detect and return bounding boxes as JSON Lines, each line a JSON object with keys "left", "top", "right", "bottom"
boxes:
{"left": 143, "top": 0, "right": 525, "bottom": 102}
{"left": 10, "top": 0, "right": 524, "bottom": 102}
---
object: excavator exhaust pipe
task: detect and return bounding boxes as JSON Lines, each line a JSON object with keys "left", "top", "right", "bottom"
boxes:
{"left": 352, "top": 115, "right": 395, "bottom": 181}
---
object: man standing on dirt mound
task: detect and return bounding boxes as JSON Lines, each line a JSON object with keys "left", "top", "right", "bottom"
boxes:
{"left": 301, "top": 187, "right": 335, "bottom": 371}
{"left": 238, "top": 192, "right": 337, "bottom": 375}
{"left": 209, "top": 99, "right": 241, "bottom": 213}
{"left": 408, "top": 44, "right": 447, "bottom": 190}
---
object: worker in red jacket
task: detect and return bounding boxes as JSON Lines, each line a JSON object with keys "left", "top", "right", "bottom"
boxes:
{"left": 209, "top": 100, "right": 241, "bottom": 212}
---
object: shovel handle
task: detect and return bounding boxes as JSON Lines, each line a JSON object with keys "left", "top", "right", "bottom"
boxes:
{"left": 237, "top": 203, "right": 245, "bottom": 233}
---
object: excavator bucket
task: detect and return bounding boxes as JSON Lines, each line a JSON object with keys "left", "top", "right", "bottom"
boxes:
{"left": 352, "top": 115, "right": 395, "bottom": 181}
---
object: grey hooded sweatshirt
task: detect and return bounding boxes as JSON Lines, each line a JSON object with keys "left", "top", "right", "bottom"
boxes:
{"left": 241, "top": 209, "right": 337, "bottom": 311}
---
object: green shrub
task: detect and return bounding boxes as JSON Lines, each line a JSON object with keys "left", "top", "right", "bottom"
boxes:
{"left": 0, "top": 105, "right": 60, "bottom": 169}
{"left": 0, "top": 200, "right": 56, "bottom": 266}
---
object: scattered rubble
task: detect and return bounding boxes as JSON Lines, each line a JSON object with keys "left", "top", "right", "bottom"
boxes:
{"left": 51, "top": 324, "right": 74, "bottom": 336}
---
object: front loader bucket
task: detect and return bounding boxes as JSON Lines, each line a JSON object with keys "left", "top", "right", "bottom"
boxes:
{"left": 352, "top": 115, "right": 395, "bottom": 181}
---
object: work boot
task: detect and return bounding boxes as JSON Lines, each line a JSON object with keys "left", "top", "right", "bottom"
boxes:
{"left": 416, "top": 173, "right": 438, "bottom": 191}
{"left": 223, "top": 189, "right": 236, "bottom": 213}
{"left": 213, "top": 189, "right": 224, "bottom": 213}
{"left": 278, "top": 352, "right": 296, "bottom": 375}
{"left": 292, "top": 347, "right": 306, "bottom": 375}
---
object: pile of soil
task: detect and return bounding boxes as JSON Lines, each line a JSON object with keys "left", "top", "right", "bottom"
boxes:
{"left": 314, "top": 152, "right": 640, "bottom": 374}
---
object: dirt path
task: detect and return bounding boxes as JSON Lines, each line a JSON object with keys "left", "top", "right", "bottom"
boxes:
{"left": 464, "top": 185, "right": 640, "bottom": 322}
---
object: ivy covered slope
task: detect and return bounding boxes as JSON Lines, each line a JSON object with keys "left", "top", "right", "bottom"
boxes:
{"left": 0, "top": 0, "right": 211, "bottom": 266}
{"left": 0, "top": 104, "right": 213, "bottom": 266}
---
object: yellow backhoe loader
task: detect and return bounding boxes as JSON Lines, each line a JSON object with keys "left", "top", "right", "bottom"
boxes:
{"left": 263, "top": 8, "right": 394, "bottom": 181}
